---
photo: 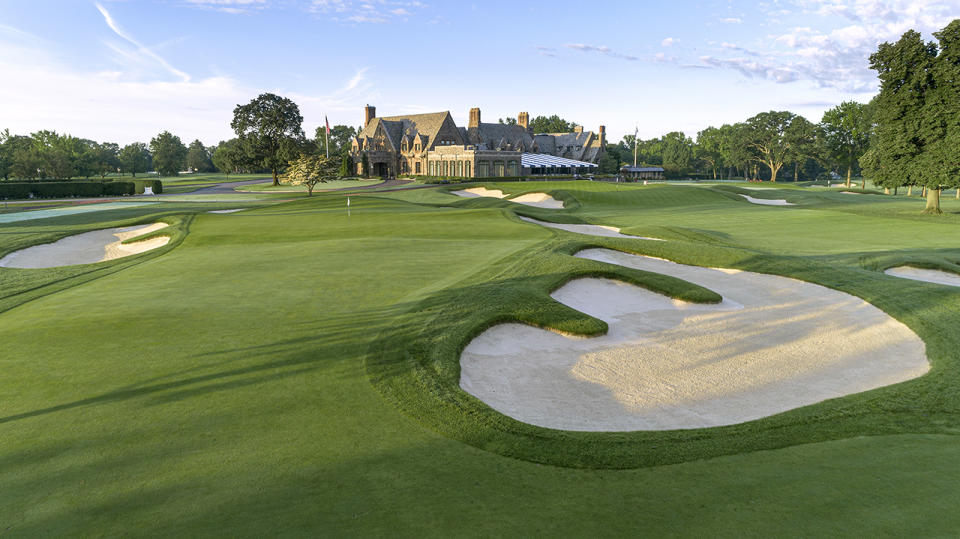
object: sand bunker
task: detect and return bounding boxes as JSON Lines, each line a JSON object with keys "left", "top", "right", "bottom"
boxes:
{"left": 518, "top": 216, "right": 663, "bottom": 240}
{"left": 885, "top": 266, "right": 960, "bottom": 288}
{"left": 208, "top": 209, "right": 246, "bottom": 214}
{"left": 460, "top": 248, "right": 928, "bottom": 431}
{"left": 840, "top": 191, "right": 863, "bottom": 195}
{"left": 0, "top": 223, "right": 170, "bottom": 268}
{"left": 452, "top": 187, "right": 506, "bottom": 199}
{"left": 740, "top": 194, "right": 795, "bottom": 206}
{"left": 509, "top": 192, "right": 564, "bottom": 209}
{"left": 451, "top": 187, "right": 564, "bottom": 208}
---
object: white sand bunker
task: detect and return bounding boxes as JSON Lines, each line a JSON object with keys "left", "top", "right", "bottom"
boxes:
{"left": 451, "top": 187, "right": 564, "bottom": 208}
{"left": 518, "top": 216, "right": 663, "bottom": 240}
{"left": 0, "top": 223, "right": 170, "bottom": 269}
{"left": 460, "top": 248, "right": 928, "bottom": 431}
{"left": 208, "top": 209, "right": 246, "bottom": 214}
{"left": 885, "top": 266, "right": 960, "bottom": 288}
{"left": 509, "top": 192, "right": 564, "bottom": 209}
{"left": 740, "top": 194, "right": 795, "bottom": 206}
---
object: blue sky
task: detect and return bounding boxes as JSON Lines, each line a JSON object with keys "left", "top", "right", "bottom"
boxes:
{"left": 0, "top": 0, "right": 956, "bottom": 145}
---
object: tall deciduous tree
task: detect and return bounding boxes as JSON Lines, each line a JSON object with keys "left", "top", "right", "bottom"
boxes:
{"left": 695, "top": 127, "right": 724, "bottom": 179}
{"left": 231, "top": 93, "right": 304, "bottom": 185}
{"left": 821, "top": 101, "right": 872, "bottom": 187}
{"left": 91, "top": 142, "right": 121, "bottom": 179}
{"left": 150, "top": 131, "right": 188, "bottom": 177}
{"left": 212, "top": 139, "right": 243, "bottom": 175}
{"left": 314, "top": 125, "right": 357, "bottom": 157}
{"left": 745, "top": 111, "right": 797, "bottom": 182}
{"left": 528, "top": 115, "right": 577, "bottom": 133}
{"left": 861, "top": 28, "right": 942, "bottom": 212}
{"left": 120, "top": 142, "right": 151, "bottom": 177}
{"left": 186, "top": 139, "right": 214, "bottom": 172}
{"left": 784, "top": 115, "right": 819, "bottom": 182}
{"left": 662, "top": 131, "right": 693, "bottom": 175}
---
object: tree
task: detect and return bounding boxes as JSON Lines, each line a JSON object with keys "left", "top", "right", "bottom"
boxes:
{"left": 0, "top": 129, "right": 12, "bottom": 180}
{"left": 212, "top": 139, "right": 243, "bottom": 175}
{"left": 150, "top": 131, "right": 188, "bottom": 177}
{"left": 231, "top": 93, "right": 305, "bottom": 186}
{"left": 662, "top": 131, "right": 693, "bottom": 176}
{"left": 186, "top": 139, "right": 214, "bottom": 172}
{"left": 528, "top": 115, "right": 577, "bottom": 133}
{"left": 821, "top": 102, "right": 872, "bottom": 187}
{"left": 695, "top": 127, "right": 724, "bottom": 179}
{"left": 861, "top": 28, "right": 942, "bottom": 212}
{"left": 784, "top": 115, "right": 820, "bottom": 182}
{"left": 91, "top": 142, "right": 121, "bottom": 178}
{"left": 497, "top": 117, "right": 518, "bottom": 125}
{"left": 314, "top": 124, "right": 357, "bottom": 158}
{"left": 120, "top": 142, "right": 151, "bottom": 177}
{"left": 745, "top": 111, "right": 797, "bottom": 182}
{"left": 361, "top": 152, "right": 370, "bottom": 178}
{"left": 284, "top": 154, "right": 340, "bottom": 196}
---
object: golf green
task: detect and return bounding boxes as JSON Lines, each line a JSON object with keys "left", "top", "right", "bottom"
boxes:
{"left": 2, "top": 182, "right": 959, "bottom": 535}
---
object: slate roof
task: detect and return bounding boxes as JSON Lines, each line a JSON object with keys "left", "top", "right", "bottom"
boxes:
{"left": 461, "top": 123, "right": 534, "bottom": 151}
{"left": 357, "top": 111, "right": 455, "bottom": 153}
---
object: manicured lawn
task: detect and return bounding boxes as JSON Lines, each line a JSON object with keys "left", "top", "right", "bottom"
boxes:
{"left": 1, "top": 181, "right": 959, "bottom": 535}
{"left": 237, "top": 178, "right": 383, "bottom": 192}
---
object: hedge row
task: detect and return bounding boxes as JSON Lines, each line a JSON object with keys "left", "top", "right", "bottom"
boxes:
{"left": 131, "top": 179, "right": 163, "bottom": 195}
{"left": 0, "top": 182, "right": 142, "bottom": 199}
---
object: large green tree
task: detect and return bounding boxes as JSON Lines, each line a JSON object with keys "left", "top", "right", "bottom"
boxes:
{"left": 528, "top": 115, "right": 577, "bottom": 134}
{"left": 91, "top": 142, "right": 121, "bottom": 179}
{"left": 662, "top": 131, "right": 693, "bottom": 175}
{"left": 212, "top": 138, "right": 243, "bottom": 175}
{"left": 745, "top": 111, "right": 797, "bottom": 182}
{"left": 231, "top": 93, "right": 305, "bottom": 185}
{"left": 119, "top": 142, "right": 151, "bottom": 177}
{"left": 821, "top": 101, "right": 872, "bottom": 187}
{"left": 784, "top": 115, "right": 819, "bottom": 182}
{"left": 314, "top": 125, "right": 357, "bottom": 158}
{"left": 695, "top": 127, "right": 724, "bottom": 179}
{"left": 861, "top": 28, "right": 942, "bottom": 212}
{"left": 150, "top": 131, "right": 188, "bottom": 177}
{"left": 186, "top": 139, "right": 214, "bottom": 172}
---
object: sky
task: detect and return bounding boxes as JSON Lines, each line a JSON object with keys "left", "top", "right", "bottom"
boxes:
{"left": 0, "top": 0, "right": 957, "bottom": 146}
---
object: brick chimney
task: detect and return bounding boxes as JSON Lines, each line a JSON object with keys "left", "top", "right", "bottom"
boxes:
{"left": 469, "top": 107, "right": 481, "bottom": 129}
{"left": 599, "top": 125, "right": 606, "bottom": 146}
{"left": 364, "top": 104, "right": 376, "bottom": 127}
{"left": 573, "top": 125, "right": 583, "bottom": 133}
{"left": 518, "top": 111, "right": 529, "bottom": 130}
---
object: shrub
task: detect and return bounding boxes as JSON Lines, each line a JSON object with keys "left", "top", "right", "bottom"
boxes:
{"left": 0, "top": 182, "right": 137, "bottom": 199}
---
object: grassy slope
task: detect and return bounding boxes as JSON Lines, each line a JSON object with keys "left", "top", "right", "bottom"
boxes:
{"left": 237, "top": 179, "right": 383, "bottom": 192}
{"left": 1, "top": 182, "right": 959, "bottom": 535}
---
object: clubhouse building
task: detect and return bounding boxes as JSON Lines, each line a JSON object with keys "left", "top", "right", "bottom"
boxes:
{"left": 350, "top": 105, "right": 604, "bottom": 178}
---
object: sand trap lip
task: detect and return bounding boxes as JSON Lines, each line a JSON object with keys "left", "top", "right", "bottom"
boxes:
{"left": 885, "top": 266, "right": 960, "bottom": 287}
{"left": 460, "top": 248, "right": 928, "bottom": 431}
{"left": 208, "top": 209, "right": 247, "bottom": 214}
{"left": 740, "top": 194, "right": 795, "bottom": 206}
{"left": 451, "top": 187, "right": 564, "bottom": 208}
{"left": 508, "top": 192, "right": 564, "bottom": 209}
{"left": 518, "top": 216, "right": 663, "bottom": 240}
{"left": 840, "top": 191, "right": 864, "bottom": 195}
{"left": 0, "top": 223, "right": 170, "bottom": 268}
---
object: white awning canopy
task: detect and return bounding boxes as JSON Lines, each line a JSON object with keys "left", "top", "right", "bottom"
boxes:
{"left": 521, "top": 153, "right": 598, "bottom": 168}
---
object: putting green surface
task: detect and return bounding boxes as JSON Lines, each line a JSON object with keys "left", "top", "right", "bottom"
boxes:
{"left": 2, "top": 181, "right": 960, "bottom": 535}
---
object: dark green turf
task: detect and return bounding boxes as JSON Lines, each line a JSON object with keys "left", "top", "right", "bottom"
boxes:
{"left": 2, "top": 181, "right": 959, "bottom": 535}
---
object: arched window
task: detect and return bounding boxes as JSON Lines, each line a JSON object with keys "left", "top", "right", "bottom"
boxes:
{"left": 465, "top": 161, "right": 471, "bottom": 177}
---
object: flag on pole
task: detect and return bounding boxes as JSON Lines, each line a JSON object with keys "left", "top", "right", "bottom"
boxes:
{"left": 324, "top": 115, "right": 331, "bottom": 159}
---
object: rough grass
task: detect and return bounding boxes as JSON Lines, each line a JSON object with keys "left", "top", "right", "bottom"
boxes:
{"left": 2, "top": 181, "right": 960, "bottom": 535}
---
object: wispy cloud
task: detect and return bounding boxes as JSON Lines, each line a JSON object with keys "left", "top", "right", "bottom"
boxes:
{"left": 661, "top": 37, "right": 678, "bottom": 47}
{"left": 565, "top": 43, "right": 638, "bottom": 61}
{"left": 184, "top": 0, "right": 268, "bottom": 14}
{"left": 310, "top": 0, "right": 425, "bottom": 24}
{"left": 95, "top": 3, "right": 191, "bottom": 82}
{"left": 720, "top": 17, "right": 742, "bottom": 23}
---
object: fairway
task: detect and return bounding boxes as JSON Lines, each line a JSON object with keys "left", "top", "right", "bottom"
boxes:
{"left": 2, "top": 181, "right": 960, "bottom": 535}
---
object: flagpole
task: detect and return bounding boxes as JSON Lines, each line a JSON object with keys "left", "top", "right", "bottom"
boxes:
{"left": 325, "top": 127, "right": 330, "bottom": 159}
{"left": 633, "top": 126, "right": 639, "bottom": 167}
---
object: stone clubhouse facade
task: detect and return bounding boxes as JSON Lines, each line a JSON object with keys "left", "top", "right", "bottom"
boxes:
{"left": 350, "top": 105, "right": 605, "bottom": 178}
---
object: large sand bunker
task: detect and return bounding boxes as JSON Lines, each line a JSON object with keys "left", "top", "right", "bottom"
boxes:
{"left": 518, "top": 216, "right": 663, "bottom": 240}
{"left": 452, "top": 187, "right": 564, "bottom": 208}
{"left": 0, "top": 223, "right": 170, "bottom": 268}
{"left": 885, "top": 266, "right": 960, "bottom": 288}
{"left": 740, "top": 194, "right": 795, "bottom": 206}
{"left": 460, "top": 248, "right": 928, "bottom": 431}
